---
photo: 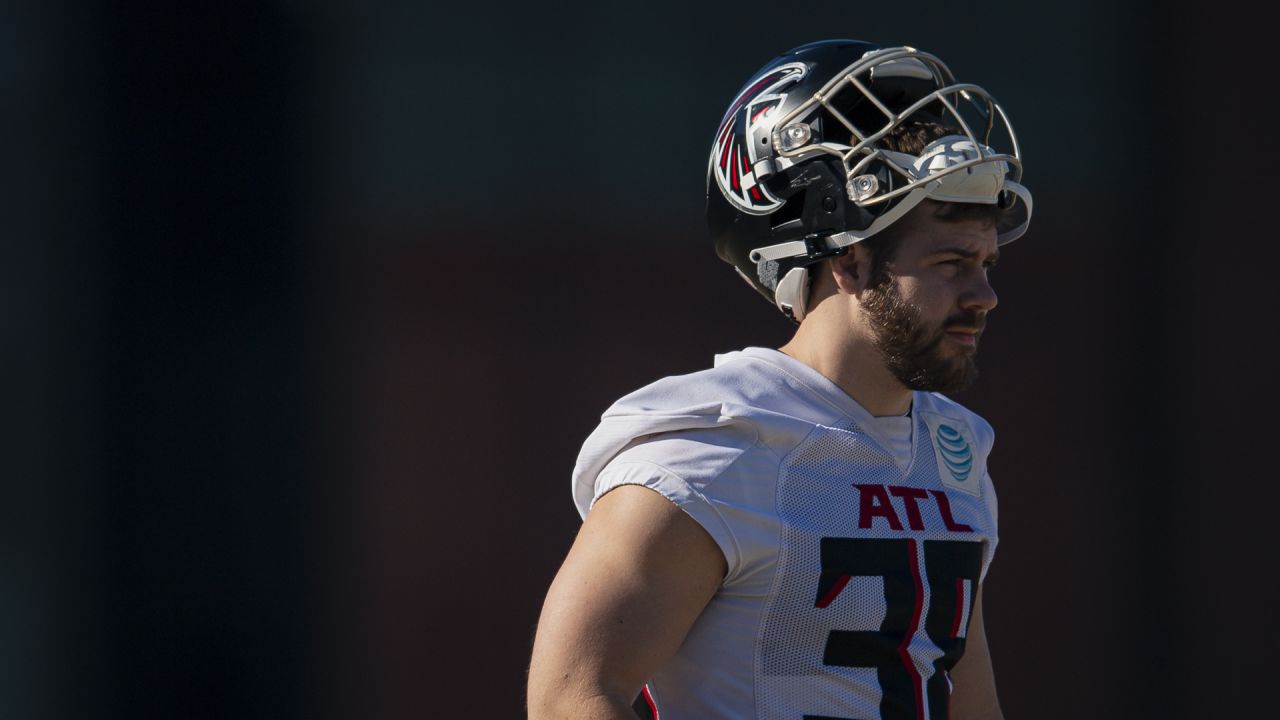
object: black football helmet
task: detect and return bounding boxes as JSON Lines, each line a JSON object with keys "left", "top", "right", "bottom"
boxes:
{"left": 706, "top": 39, "right": 1032, "bottom": 322}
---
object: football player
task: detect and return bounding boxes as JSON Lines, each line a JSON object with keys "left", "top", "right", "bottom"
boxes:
{"left": 528, "top": 39, "right": 1031, "bottom": 720}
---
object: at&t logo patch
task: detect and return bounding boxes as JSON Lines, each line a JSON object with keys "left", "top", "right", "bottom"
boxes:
{"left": 921, "top": 412, "right": 981, "bottom": 496}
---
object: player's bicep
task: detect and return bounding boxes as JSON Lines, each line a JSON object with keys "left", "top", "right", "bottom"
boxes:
{"left": 948, "top": 586, "right": 1004, "bottom": 720}
{"left": 528, "top": 484, "right": 727, "bottom": 713}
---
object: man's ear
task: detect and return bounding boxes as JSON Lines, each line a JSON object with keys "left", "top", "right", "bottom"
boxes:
{"left": 829, "top": 243, "right": 874, "bottom": 296}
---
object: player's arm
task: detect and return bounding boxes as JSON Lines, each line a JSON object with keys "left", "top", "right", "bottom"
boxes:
{"left": 948, "top": 585, "right": 1005, "bottom": 720}
{"left": 527, "top": 484, "right": 727, "bottom": 720}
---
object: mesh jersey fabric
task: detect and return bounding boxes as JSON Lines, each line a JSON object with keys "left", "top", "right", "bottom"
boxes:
{"left": 571, "top": 347, "right": 999, "bottom": 720}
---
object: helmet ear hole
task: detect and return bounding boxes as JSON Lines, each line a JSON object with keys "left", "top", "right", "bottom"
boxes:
{"left": 796, "top": 160, "right": 847, "bottom": 236}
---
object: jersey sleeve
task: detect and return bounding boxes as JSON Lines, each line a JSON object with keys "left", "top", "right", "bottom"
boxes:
{"left": 587, "top": 422, "right": 775, "bottom": 583}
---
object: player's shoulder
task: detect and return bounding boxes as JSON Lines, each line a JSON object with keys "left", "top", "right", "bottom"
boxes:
{"left": 611, "top": 352, "right": 771, "bottom": 408}
{"left": 572, "top": 349, "right": 824, "bottom": 516}
{"left": 607, "top": 364, "right": 746, "bottom": 416}
{"left": 606, "top": 347, "right": 846, "bottom": 425}
{"left": 595, "top": 351, "right": 815, "bottom": 456}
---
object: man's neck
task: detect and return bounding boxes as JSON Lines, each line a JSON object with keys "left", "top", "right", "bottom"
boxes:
{"left": 779, "top": 324, "right": 913, "bottom": 418}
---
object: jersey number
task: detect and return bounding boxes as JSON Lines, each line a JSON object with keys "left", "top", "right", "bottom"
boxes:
{"left": 804, "top": 538, "right": 983, "bottom": 720}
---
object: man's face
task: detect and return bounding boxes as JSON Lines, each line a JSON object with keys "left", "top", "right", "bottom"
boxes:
{"left": 859, "top": 203, "right": 1000, "bottom": 394}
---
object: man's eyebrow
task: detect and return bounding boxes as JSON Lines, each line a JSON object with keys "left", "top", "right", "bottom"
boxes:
{"left": 930, "top": 246, "right": 1001, "bottom": 262}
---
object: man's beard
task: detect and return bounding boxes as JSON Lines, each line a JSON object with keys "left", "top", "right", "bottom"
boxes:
{"left": 860, "top": 278, "right": 984, "bottom": 394}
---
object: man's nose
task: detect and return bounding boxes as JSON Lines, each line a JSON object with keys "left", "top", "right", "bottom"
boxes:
{"left": 961, "top": 270, "right": 998, "bottom": 313}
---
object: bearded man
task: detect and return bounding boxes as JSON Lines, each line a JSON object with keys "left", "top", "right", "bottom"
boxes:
{"left": 528, "top": 39, "right": 1032, "bottom": 720}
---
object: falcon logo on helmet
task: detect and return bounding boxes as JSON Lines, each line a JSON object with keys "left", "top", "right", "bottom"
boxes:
{"left": 709, "top": 62, "right": 807, "bottom": 215}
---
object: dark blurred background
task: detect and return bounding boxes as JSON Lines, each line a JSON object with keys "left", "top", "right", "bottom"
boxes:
{"left": 6, "top": 1, "right": 1278, "bottom": 718}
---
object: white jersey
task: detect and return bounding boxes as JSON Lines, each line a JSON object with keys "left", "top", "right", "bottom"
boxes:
{"left": 572, "top": 347, "right": 999, "bottom": 720}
